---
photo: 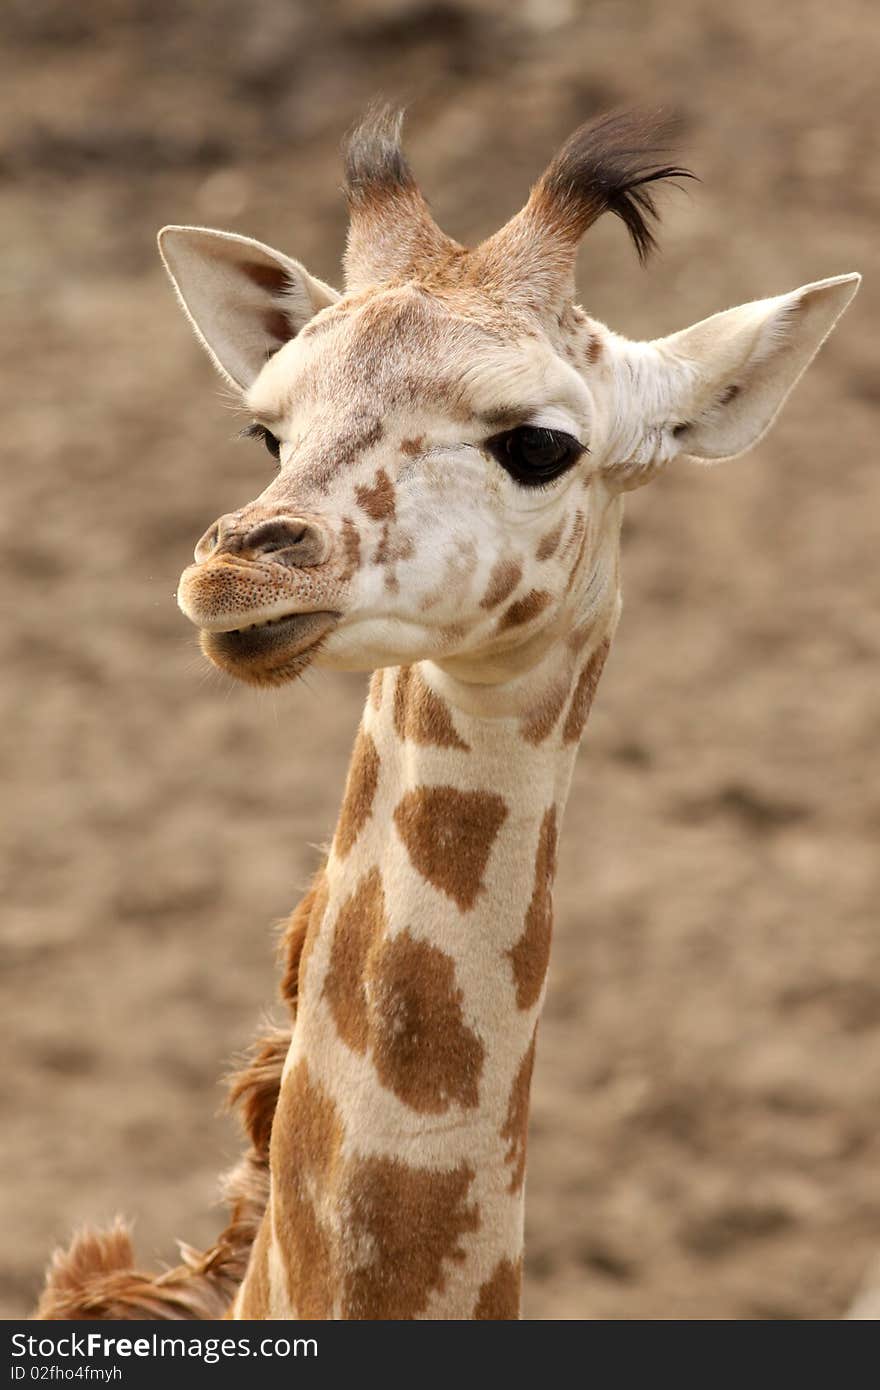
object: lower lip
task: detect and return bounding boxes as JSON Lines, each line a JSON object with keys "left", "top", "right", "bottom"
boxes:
{"left": 201, "top": 611, "right": 338, "bottom": 672}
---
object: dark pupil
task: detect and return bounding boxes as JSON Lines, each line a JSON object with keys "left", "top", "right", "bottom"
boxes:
{"left": 488, "top": 425, "right": 581, "bottom": 486}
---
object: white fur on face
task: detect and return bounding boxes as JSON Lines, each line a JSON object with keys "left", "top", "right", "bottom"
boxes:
{"left": 239, "top": 286, "right": 621, "bottom": 679}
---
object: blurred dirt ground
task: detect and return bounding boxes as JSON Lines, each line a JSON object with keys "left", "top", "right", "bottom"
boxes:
{"left": 1, "top": 0, "right": 878, "bottom": 1319}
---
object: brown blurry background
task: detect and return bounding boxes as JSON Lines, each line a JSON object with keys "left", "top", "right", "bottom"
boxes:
{"left": 1, "top": 0, "right": 878, "bottom": 1320}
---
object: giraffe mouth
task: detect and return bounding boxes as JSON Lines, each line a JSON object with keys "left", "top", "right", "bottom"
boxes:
{"left": 199, "top": 610, "right": 340, "bottom": 686}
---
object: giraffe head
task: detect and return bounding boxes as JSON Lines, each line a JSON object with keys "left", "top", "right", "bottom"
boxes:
{"left": 164, "top": 110, "right": 858, "bottom": 689}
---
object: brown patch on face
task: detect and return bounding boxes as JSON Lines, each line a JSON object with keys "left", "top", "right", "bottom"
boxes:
{"left": 480, "top": 558, "right": 522, "bottom": 610}
{"left": 323, "top": 868, "right": 386, "bottom": 1055}
{"left": 500, "top": 1031, "right": 537, "bottom": 1194}
{"left": 393, "top": 786, "right": 508, "bottom": 912}
{"left": 334, "top": 728, "right": 380, "bottom": 858}
{"left": 236, "top": 1211, "right": 273, "bottom": 1319}
{"left": 536, "top": 517, "right": 565, "bottom": 562}
{"left": 338, "top": 517, "right": 361, "bottom": 583}
{"left": 562, "top": 638, "right": 610, "bottom": 744}
{"left": 393, "top": 666, "right": 469, "bottom": 751}
{"left": 585, "top": 333, "right": 603, "bottom": 365}
{"left": 400, "top": 435, "right": 424, "bottom": 458}
{"left": 375, "top": 524, "right": 415, "bottom": 569}
{"left": 279, "top": 868, "right": 328, "bottom": 1009}
{"left": 498, "top": 588, "right": 552, "bottom": 632}
{"left": 519, "top": 678, "right": 569, "bottom": 745}
{"left": 341, "top": 1156, "right": 479, "bottom": 1319}
{"left": 371, "top": 929, "right": 484, "bottom": 1112}
{"left": 508, "top": 807, "right": 557, "bottom": 1010}
{"left": 355, "top": 467, "right": 396, "bottom": 522}
{"left": 335, "top": 418, "right": 385, "bottom": 473}
{"left": 369, "top": 668, "right": 384, "bottom": 711}
{"left": 472, "top": 1256, "right": 522, "bottom": 1320}
{"left": 271, "top": 1060, "right": 342, "bottom": 1319}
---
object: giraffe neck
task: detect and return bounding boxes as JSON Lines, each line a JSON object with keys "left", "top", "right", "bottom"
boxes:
{"left": 245, "top": 631, "right": 611, "bottom": 1320}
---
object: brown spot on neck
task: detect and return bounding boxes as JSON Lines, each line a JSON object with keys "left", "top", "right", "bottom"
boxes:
{"left": 520, "top": 676, "right": 569, "bottom": 745}
{"left": 270, "top": 1061, "right": 343, "bottom": 1318}
{"left": 500, "top": 1030, "right": 538, "bottom": 1193}
{"left": 342, "top": 1156, "right": 480, "bottom": 1318}
{"left": 355, "top": 467, "right": 396, "bottom": 522}
{"left": 562, "top": 638, "right": 610, "bottom": 744}
{"left": 473, "top": 1256, "right": 522, "bottom": 1320}
{"left": 400, "top": 435, "right": 424, "bottom": 458}
{"left": 334, "top": 727, "right": 380, "bottom": 858}
{"left": 273, "top": 1057, "right": 481, "bottom": 1317}
{"left": 323, "top": 868, "right": 386, "bottom": 1056}
{"left": 498, "top": 588, "right": 552, "bottom": 632}
{"left": 480, "top": 558, "right": 522, "bottom": 610}
{"left": 371, "top": 929, "right": 485, "bottom": 1112}
{"left": 585, "top": 333, "right": 603, "bottom": 365}
{"left": 393, "top": 666, "right": 469, "bottom": 750}
{"left": 508, "top": 806, "right": 558, "bottom": 1010}
{"left": 324, "top": 869, "right": 484, "bottom": 1113}
{"left": 393, "top": 786, "right": 508, "bottom": 912}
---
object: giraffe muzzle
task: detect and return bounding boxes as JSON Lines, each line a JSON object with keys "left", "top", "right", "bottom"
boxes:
{"left": 177, "top": 509, "right": 342, "bottom": 684}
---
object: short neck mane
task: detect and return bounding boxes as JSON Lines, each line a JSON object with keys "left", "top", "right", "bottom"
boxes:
{"left": 237, "top": 629, "right": 612, "bottom": 1319}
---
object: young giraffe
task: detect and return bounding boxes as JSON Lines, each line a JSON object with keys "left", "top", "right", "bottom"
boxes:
{"left": 37, "top": 109, "right": 858, "bottom": 1320}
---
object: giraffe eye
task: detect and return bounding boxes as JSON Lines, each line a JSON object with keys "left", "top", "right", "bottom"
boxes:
{"left": 241, "top": 421, "right": 281, "bottom": 462}
{"left": 486, "top": 426, "right": 584, "bottom": 486}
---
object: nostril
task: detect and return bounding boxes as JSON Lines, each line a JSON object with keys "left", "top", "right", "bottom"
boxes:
{"left": 245, "top": 517, "right": 323, "bottom": 565}
{"left": 259, "top": 525, "right": 308, "bottom": 554}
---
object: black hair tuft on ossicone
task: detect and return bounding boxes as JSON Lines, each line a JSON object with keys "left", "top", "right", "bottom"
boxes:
{"left": 533, "top": 109, "right": 695, "bottom": 263}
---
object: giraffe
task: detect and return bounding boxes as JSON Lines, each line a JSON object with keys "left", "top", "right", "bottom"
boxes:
{"left": 36, "top": 109, "right": 858, "bottom": 1320}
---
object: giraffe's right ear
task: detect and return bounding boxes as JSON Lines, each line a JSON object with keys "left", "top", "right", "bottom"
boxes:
{"left": 158, "top": 226, "right": 340, "bottom": 391}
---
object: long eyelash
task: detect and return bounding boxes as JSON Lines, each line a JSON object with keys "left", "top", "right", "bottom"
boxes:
{"left": 239, "top": 422, "right": 269, "bottom": 443}
{"left": 239, "top": 421, "right": 281, "bottom": 465}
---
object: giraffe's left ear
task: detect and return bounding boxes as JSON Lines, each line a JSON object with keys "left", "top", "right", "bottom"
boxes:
{"left": 606, "top": 273, "right": 860, "bottom": 488}
{"left": 659, "top": 272, "right": 861, "bottom": 462}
